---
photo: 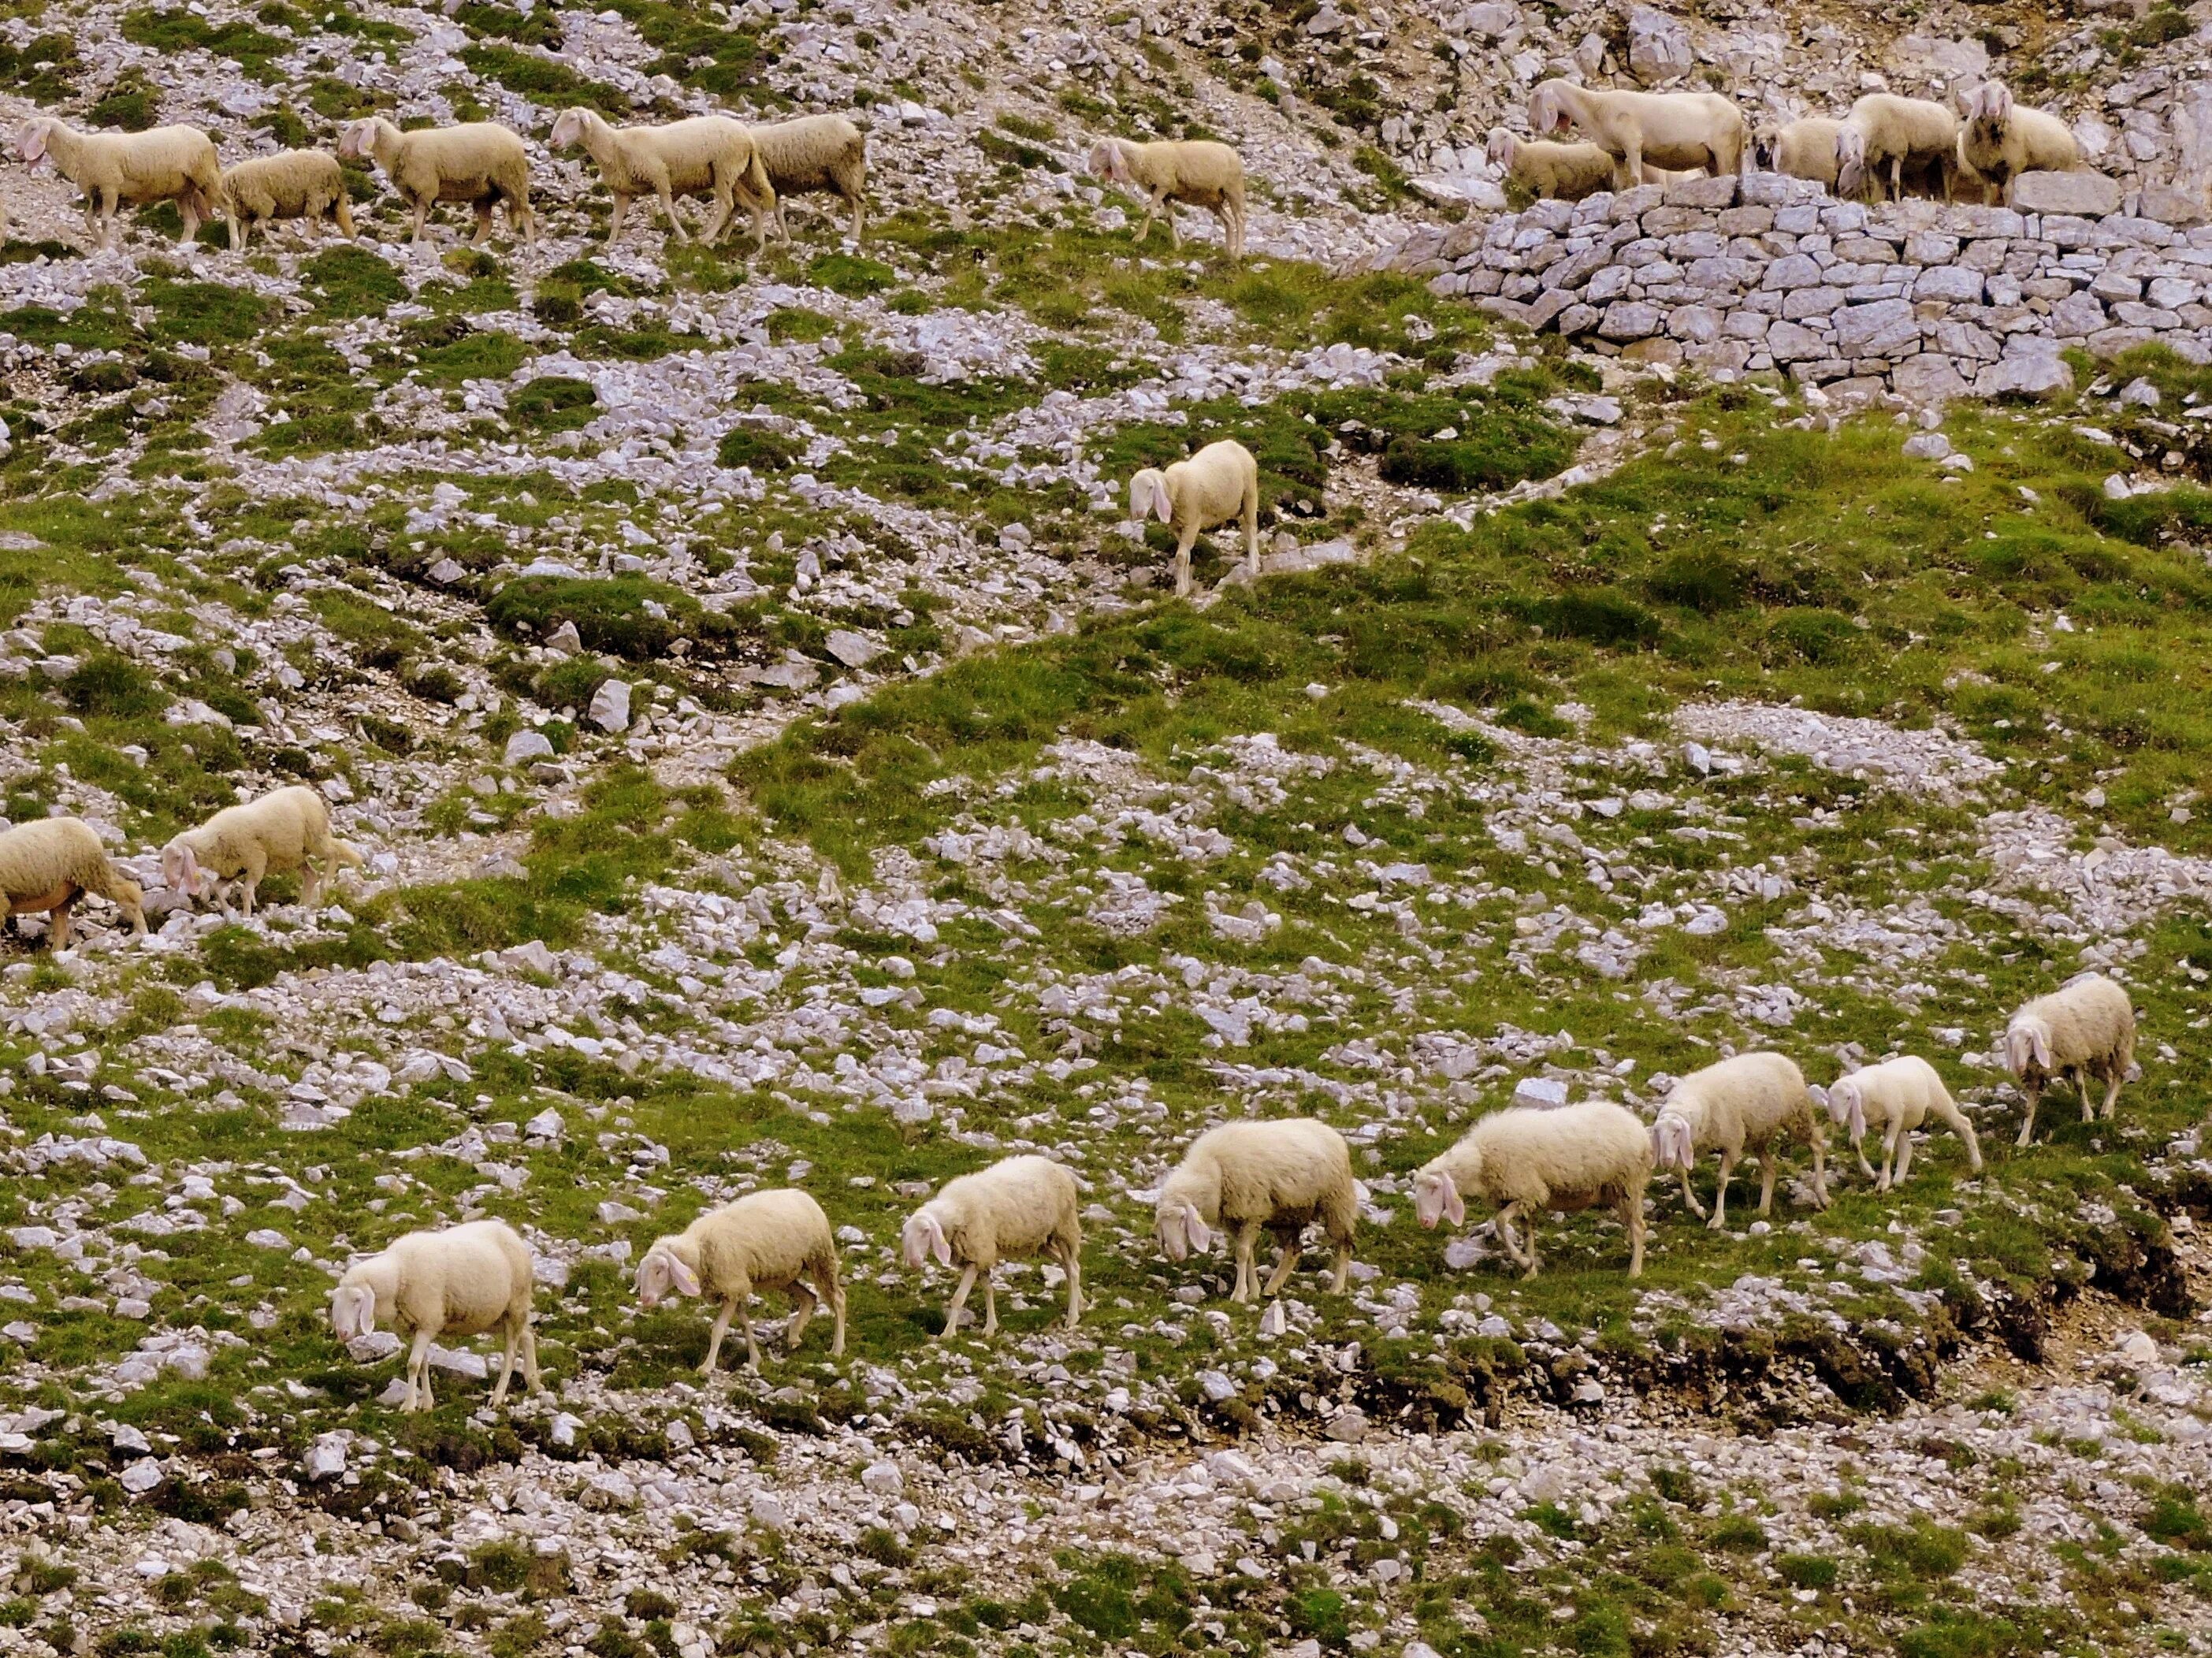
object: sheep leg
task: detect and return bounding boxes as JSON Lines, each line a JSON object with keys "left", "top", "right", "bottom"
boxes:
{"left": 701, "top": 1298, "right": 737, "bottom": 1374}
{"left": 2100, "top": 1065, "right": 2124, "bottom": 1122}
{"left": 46, "top": 897, "right": 73, "bottom": 952}
{"left": 1675, "top": 1167, "right": 1708, "bottom": 1221}
{"left": 1623, "top": 1191, "right": 1645, "bottom": 1278}
{"left": 405, "top": 1329, "right": 433, "bottom": 1411}
{"left": 1259, "top": 1231, "right": 1299, "bottom": 1297}
{"left": 848, "top": 191, "right": 865, "bottom": 244}
{"left": 1850, "top": 1132, "right": 1878, "bottom": 1182}
{"left": 99, "top": 188, "right": 120, "bottom": 252}
{"left": 1492, "top": 1203, "right": 1531, "bottom": 1273}
{"left": 783, "top": 1281, "right": 816, "bottom": 1350}
{"left": 1173, "top": 525, "right": 1200, "bottom": 598}
{"left": 1808, "top": 1131, "right": 1828, "bottom": 1209}
{"left": 180, "top": 195, "right": 202, "bottom": 244}
{"left": 1241, "top": 487, "right": 1260, "bottom": 581}
{"left": 410, "top": 196, "right": 432, "bottom": 245}
{"left": 940, "top": 1262, "right": 978, "bottom": 1336}
{"left": 656, "top": 187, "right": 690, "bottom": 244}
{"left": 471, "top": 202, "right": 496, "bottom": 247}
{"left": 2015, "top": 1080, "right": 2039, "bottom": 1147}
{"left": 239, "top": 848, "right": 266, "bottom": 917}
{"left": 2076, "top": 1066, "right": 2097, "bottom": 1124}
{"left": 1708, "top": 1152, "right": 1737, "bottom": 1232}
{"left": 981, "top": 1274, "right": 998, "bottom": 1338}
{"left": 1755, "top": 1149, "right": 1779, "bottom": 1216}
{"left": 1229, "top": 1222, "right": 1261, "bottom": 1303}
{"left": 335, "top": 195, "right": 356, "bottom": 240}
{"left": 1888, "top": 1125, "right": 1915, "bottom": 1190}
{"left": 520, "top": 1322, "right": 541, "bottom": 1392}
{"left": 607, "top": 191, "right": 630, "bottom": 247}
{"left": 738, "top": 1303, "right": 764, "bottom": 1371}
{"left": 1616, "top": 141, "right": 1641, "bottom": 192}
{"left": 825, "top": 1275, "right": 846, "bottom": 1357}
{"left": 491, "top": 1320, "right": 519, "bottom": 1407}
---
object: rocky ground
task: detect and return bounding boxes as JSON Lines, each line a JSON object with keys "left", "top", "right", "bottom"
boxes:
{"left": 3, "top": 0, "right": 2212, "bottom": 1654}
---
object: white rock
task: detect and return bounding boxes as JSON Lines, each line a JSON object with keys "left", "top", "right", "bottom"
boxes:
{"left": 304, "top": 1435, "right": 348, "bottom": 1481}
{"left": 589, "top": 678, "right": 634, "bottom": 732}
{"left": 505, "top": 730, "right": 556, "bottom": 765}
{"left": 120, "top": 1460, "right": 164, "bottom": 1495}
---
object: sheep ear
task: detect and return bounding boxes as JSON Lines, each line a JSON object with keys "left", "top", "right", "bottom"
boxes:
{"left": 179, "top": 846, "right": 201, "bottom": 896}
{"left": 1128, "top": 473, "right": 1152, "bottom": 521}
{"left": 1440, "top": 1173, "right": 1464, "bottom": 1228}
{"left": 2030, "top": 1028, "right": 2053, "bottom": 1068}
{"left": 1847, "top": 1095, "right": 1866, "bottom": 1144}
{"left": 1154, "top": 481, "right": 1174, "bottom": 524}
{"left": 928, "top": 1219, "right": 952, "bottom": 1268}
{"left": 1181, "top": 1206, "right": 1210, "bottom": 1253}
{"left": 667, "top": 1253, "right": 701, "bottom": 1297}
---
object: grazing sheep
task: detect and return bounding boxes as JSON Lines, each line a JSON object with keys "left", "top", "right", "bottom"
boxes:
{"left": 1835, "top": 94, "right": 1957, "bottom": 203}
{"left": 0, "top": 817, "right": 146, "bottom": 949}
{"left": 550, "top": 108, "right": 775, "bottom": 249}
{"left": 1958, "top": 82, "right": 2081, "bottom": 206}
{"left": 1651, "top": 1052, "right": 1829, "bottom": 1229}
{"left": 2005, "top": 974, "right": 2136, "bottom": 1147}
{"left": 1412, "top": 1100, "right": 1651, "bottom": 1278}
{"left": 749, "top": 114, "right": 868, "bottom": 242}
{"left": 329, "top": 1220, "right": 539, "bottom": 1412}
{"left": 1128, "top": 438, "right": 1260, "bottom": 598}
{"left": 336, "top": 117, "right": 533, "bottom": 246}
{"left": 636, "top": 1189, "right": 845, "bottom": 1372}
{"left": 1087, "top": 136, "right": 1247, "bottom": 258}
{"left": 1527, "top": 80, "right": 1746, "bottom": 189}
{"left": 1486, "top": 127, "right": 1617, "bottom": 202}
{"left": 1753, "top": 118, "right": 1842, "bottom": 188}
{"left": 1155, "top": 1119, "right": 1356, "bottom": 1303}
{"left": 220, "top": 150, "right": 354, "bottom": 249}
{"left": 16, "top": 118, "right": 222, "bottom": 249}
{"left": 1825, "top": 1056, "right": 1983, "bottom": 1191}
{"left": 162, "top": 784, "right": 362, "bottom": 919}
{"left": 901, "top": 1155, "right": 1082, "bottom": 1338}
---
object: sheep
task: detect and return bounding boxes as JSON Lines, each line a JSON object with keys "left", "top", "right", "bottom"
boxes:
{"left": 1650, "top": 1052, "right": 1829, "bottom": 1230}
{"left": 1128, "top": 438, "right": 1260, "bottom": 599}
{"left": 1485, "top": 127, "right": 1617, "bottom": 202}
{"left": 1526, "top": 80, "right": 1747, "bottom": 190}
{"left": 1835, "top": 95, "right": 1957, "bottom": 203}
{"left": 901, "top": 1155, "right": 1082, "bottom": 1338}
{"left": 1087, "top": 137, "right": 1246, "bottom": 258}
{"left": 1412, "top": 1100, "right": 1651, "bottom": 1278}
{"left": 1957, "top": 82, "right": 2082, "bottom": 206}
{"left": 329, "top": 1220, "right": 539, "bottom": 1412}
{"left": 16, "top": 118, "right": 222, "bottom": 249}
{"left": 220, "top": 150, "right": 354, "bottom": 249}
{"left": 161, "top": 784, "right": 363, "bottom": 919}
{"left": 1154, "top": 1118, "right": 1356, "bottom": 1303}
{"left": 549, "top": 107, "right": 775, "bottom": 250}
{"left": 2004, "top": 973, "right": 2136, "bottom": 1147}
{"left": 749, "top": 114, "right": 868, "bottom": 243}
{"left": 0, "top": 817, "right": 146, "bottom": 950}
{"left": 636, "top": 1188, "right": 845, "bottom": 1372}
{"left": 1753, "top": 117, "right": 1842, "bottom": 188}
{"left": 336, "top": 117, "right": 533, "bottom": 247}
{"left": 1824, "top": 1056, "right": 1983, "bottom": 1191}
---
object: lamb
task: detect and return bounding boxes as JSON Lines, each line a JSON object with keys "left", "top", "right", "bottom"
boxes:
{"left": 1128, "top": 438, "right": 1260, "bottom": 598}
{"left": 1824, "top": 1056, "right": 1983, "bottom": 1191}
{"left": 1650, "top": 1052, "right": 1829, "bottom": 1229}
{"left": 1486, "top": 127, "right": 1617, "bottom": 202}
{"left": 550, "top": 108, "right": 775, "bottom": 249}
{"left": 2004, "top": 973, "right": 2136, "bottom": 1147}
{"left": 1154, "top": 1118, "right": 1356, "bottom": 1303}
{"left": 336, "top": 117, "right": 533, "bottom": 247}
{"left": 0, "top": 817, "right": 146, "bottom": 949}
{"left": 220, "top": 150, "right": 354, "bottom": 249}
{"left": 636, "top": 1188, "right": 845, "bottom": 1372}
{"left": 1835, "top": 94, "right": 1958, "bottom": 203}
{"left": 1957, "top": 82, "right": 2081, "bottom": 206}
{"left": 901, "top": 1155, "right": 1082, "bottom": 1338}
{"left": 16, "top": 118, "right": 222, "bottom": 249}
{"left": 161, "top": 784, "right": 363, "bottom": 919}
{"left": 1526, "top": 80, "right": 1746, "bottom": 190}
{"left": 749, "top": 114, "right": 868, "bottom": 243}
{"left": 1412, "top": 1100, "right": 1651, "bottom": 1278}
{"left": 1087, "top": 137, "right": 1247, "bottom": 258}
{"left": 329, "top": 1220, "right": 539, "bottom": 1412}
{"left": 1753, "top": 118, "right": 1842, "bottom": 188}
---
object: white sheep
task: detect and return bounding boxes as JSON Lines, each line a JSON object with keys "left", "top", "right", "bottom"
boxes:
{"left": 16, "top": 118, "right": 222, "bottom": 249}
{"left": 549, "top": 108, "right": 775, "bottom": 249}
{"left": 1824, "top": 1056, "right": 1983, "bottom": 1191}
{"left": 635, "top": 1188, "right": 845, "bottom": 1372}
{"left": 329, "top": 1220, "right": 540, "bottom": 1412}
{"left": 1412, "top": 1100, "right": 1651, "bottom": 1278}
{"left": 749, "top": 114, "right": 868, "bottom": 243}
{"left": 1128, "top": 438, "right": 1260, "bottom": 598}
{"left": 2005, "top": 973, "right": 2136, "bottom": 1147}
{"left": 1527, "top": 80, "right": 1746, "bottom": 189}
{"left": 901, "top": 1155, "right": 1082, "bottom": 1338}
{"left": 0, "top": 817, "right": 146, "bottom": 949}
{"left": 1753, "top": 118, "right": 1842, "bottom": 188}
{"left": 1650, "top": 1052, "right": 1829, "bottom": 1229}
{"left": 1154, "top": 1118, "right": 1356, "bottom": 1303}
{"left": 1835, "top": 95, "right": 1957, "bottom": 203}
{"left": 1087, "top": 137, "right": 1247, "bottom": 258}
{"left": 336, "top": 117, "right": 533, "bottom": 247}
{"left": 1958, "top": 82, "right": 2082, "bottom": 206}
{"left": 161, "top": 783, "right": 363, "bottom": 919}
{"left": 1486, "top": 128, "right": 1618, "bottom": 202}
{"left": 220, "top": 150, "right": 355, "bottom": 249}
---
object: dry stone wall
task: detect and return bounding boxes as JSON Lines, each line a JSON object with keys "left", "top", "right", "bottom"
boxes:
{"left": 1380, "top": 170, "right": 2212, "bottom": 403}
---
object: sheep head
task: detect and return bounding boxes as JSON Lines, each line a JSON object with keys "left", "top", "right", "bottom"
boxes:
{"left": 1128, "top": 468, "right": 1173, "bottom": 525}
{"left": 1834, "top": 126, "right": 1869, "bottom": 198}
{"left": 1087, "top": 139, "right": 1131, "bottom": 184}
{"left": 329, "top": 1284, "right": 378, "bottom": 1340}
{"left": 1751, "top": 125, "right": 1779, "bottom": 171}
{"left": 901, "top": 1208, "right": 950, "bottom": 1270}
{"left": 1827, "top": 1077, "right": 1865, "bottom": 1143}
{"left": 550, "top": 108, "right": 589, "bottom": 149}
{"left": 162, "top": 840, "right": 203, "bottom": 898}
{"left": 1528, "top": 84, "right": 1569, "bottom": 138}
{"left": 1968, "top": 82, "right": 2013, "bottom": 130}
{"left": 635, "top": 1241, "right": 701, "bottom": 1307}
{"left": 2005, "top": 1017, "right": 2052, "bottom": 1079}
{"left": 17, "top": 120, "right": 53, "bottom": 166}
{"left": 1485, "top": 128, "right": 1517, "bottom": 168}
{"left": 1154, "top": 1199, "right": 1210, "bottom": 1262}
{"left": 1649, "top": 1112, "right": 1697, "bottom": 1173}
{"left": 1411, "top": 1166, "right": 1465, "bottom": 1229}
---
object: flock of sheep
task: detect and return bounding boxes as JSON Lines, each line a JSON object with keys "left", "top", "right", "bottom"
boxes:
{"left": 312, "top": 970, "right": 2133, "bottom": 1409}
{"left": 1492, "top": 77, "right": 2090, "bottom": 207}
